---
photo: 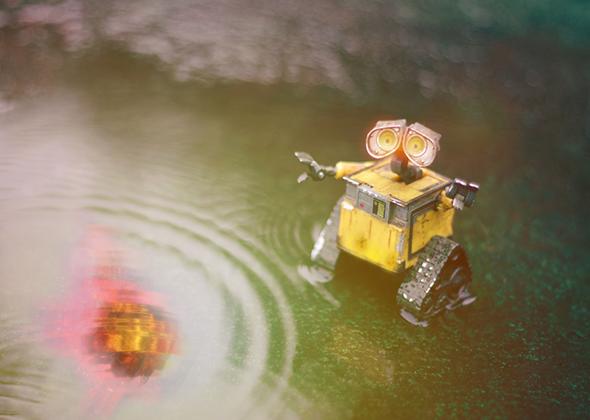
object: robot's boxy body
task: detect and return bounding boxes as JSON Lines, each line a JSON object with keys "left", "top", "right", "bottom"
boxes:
{"left": 297, "top": 120, "right": 479, "bottom": 325}
{"left": 336, "top": 162, "right": 453, "bottom": 273}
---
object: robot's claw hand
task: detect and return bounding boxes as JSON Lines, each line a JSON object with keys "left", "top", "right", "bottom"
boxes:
{"left": 295, "top": 151, "right": 315, "bottom": 166}
{"left": 297, "top": 172, "right": 313, "bottom": 183}
{"left": 445, "top": 178, "right": 479, "bottom": 210}
{"left": 294, "top": 151, "right": 336, "bottom": 183}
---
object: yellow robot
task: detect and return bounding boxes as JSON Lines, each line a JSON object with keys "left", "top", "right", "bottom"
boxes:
{"left": 296, "top": 119, "right": 479, "bottom": 325}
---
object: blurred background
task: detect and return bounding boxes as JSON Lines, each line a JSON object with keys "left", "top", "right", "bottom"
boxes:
{"left": 0, "top": 0, "right": 589, "bottom": 418}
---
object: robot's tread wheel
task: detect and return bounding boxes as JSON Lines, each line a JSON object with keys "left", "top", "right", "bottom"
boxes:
{"left": 396, "top": 235, "right": 474, "bottom": 324}
{"left": 310, "top": 196, "right": 344, "bottom": 272}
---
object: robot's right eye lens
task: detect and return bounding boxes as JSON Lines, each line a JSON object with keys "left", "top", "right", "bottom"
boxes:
{"left": 377, "top": 129, "right": 399, "bottom": 152}
{"left": 402, "top": 123, "right": 441, "bottom": 167}
{"left": 406, "top": 135, "right": 426, "bottom": 156}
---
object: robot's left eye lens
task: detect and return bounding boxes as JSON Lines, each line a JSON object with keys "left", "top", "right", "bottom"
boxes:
{"left": 377, "top": 129, "right": 399, "bottom": 152}
{"left": 366, "top": 120, "right": 406, "bottom": 159}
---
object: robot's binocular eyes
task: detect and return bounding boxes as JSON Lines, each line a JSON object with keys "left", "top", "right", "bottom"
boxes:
{"left": 365, "top": 120, "right": 441, "bottom": 167}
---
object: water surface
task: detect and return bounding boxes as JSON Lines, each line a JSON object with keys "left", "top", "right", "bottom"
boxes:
{"left": 1, "top": 1, "right": 590, "bottom": 418}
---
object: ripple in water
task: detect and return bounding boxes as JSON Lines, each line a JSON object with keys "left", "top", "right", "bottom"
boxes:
{"left": 0, "top": 317, "right": 50, "bottom": 418}
{"left": 0, "top": 92, "right": 301, "bottom": 418}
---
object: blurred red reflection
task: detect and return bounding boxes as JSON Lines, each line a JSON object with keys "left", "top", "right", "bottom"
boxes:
{"left": 42, "top": 225, "right": 179, "bottom": 418}
{"left": 90, "top": 300, "right": 177, "bottom": 379}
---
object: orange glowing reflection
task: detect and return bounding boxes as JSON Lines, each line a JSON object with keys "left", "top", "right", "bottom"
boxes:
{"left": 90, "top": 301, "right": 177, "bottom": 380}
{"left": 42, "top": 225, "right": 181, "bottom": 418}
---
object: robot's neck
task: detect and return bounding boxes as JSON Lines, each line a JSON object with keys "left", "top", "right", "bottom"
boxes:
{"left": 389, "top": 154, "right": 423, "bottom": 184}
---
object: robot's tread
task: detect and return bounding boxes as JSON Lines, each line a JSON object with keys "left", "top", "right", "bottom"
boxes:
{"left": 396, "top": 235, "right": 472, "bottom": 322}
{"left": 311, "top": 196, "right": 344, "bottom": 271}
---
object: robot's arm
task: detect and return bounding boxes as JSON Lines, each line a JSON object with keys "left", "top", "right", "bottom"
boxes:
{"left": 295, "top": 152, "right": 372, "bottom": 183}
{"left": 334, "top": 161, "right": 374, "bottom": 179}
{"left": 437, "top": 178, "right": 479, "bottom": 211}
{"left": 295, "top": 152, "right": 336, "bottom": 183}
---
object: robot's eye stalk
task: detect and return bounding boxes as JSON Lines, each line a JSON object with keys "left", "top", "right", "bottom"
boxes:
{"left": 366, "top": 120, "right": 441, "bottom": 168}
{"left": 365, "top": 119, "right": 406, "bottom": 159}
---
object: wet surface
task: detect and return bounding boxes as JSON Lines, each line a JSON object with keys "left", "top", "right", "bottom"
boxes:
{"left": 1, "top": 0, "right": 590, "bottom": 418}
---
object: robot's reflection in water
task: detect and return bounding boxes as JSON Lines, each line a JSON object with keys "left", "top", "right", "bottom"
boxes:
{"left": 43, "top": 226, "right": 179, "bottom": 418}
